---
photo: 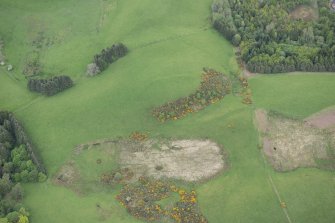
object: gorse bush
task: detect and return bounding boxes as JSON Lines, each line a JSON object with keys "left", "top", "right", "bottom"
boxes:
{"left": 117, "top": 177, "right": 208, "bottom": 223}
{"left": 27, "top": 75, "right": 73, "bottom": 96}
{"left": 88, "top": 43, "right": 128, "bottom": 76}
{"left": 153, "top": 68, "right": 231, "bottom": 122}
{"left": 212, "top": 0, "right": 335, "bottom": 73}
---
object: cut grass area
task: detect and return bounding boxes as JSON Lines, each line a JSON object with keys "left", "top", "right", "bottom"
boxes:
{"left": 0, "top": 0, "right": 334, "bottom": 222}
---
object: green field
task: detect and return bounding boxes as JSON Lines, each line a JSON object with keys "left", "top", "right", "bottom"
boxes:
{"left": 0, "top": 0, "right": 335, "bottom": 222}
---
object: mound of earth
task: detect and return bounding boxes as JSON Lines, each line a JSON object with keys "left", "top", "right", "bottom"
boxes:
{"left": 255, "top": 109, "right": 334, "bottom": 171}
{"left": 119, "top": 139, "right": 225, "bottom": 182}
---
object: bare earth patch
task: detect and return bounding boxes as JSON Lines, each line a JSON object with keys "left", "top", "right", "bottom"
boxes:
{"left": 53, "top": 161, "right": 80, "bottom": 190}
{"left": 304, "top": 107, "right": 335, "bottom": 129}
{"left": 119, "top": 139, "right": 225, "bottom": 182}
{"left": 255, "top": 109, "right": 334, "bottom": 171}
{"left": 55, "top": 138, "right": 226, "bottom": 193}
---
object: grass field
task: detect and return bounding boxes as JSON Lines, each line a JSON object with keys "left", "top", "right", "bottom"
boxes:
{"left": 0, "top": 0, "right": 335, "bottom": 223}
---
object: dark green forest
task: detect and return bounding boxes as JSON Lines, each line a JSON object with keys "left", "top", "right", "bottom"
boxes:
{"left": 212, "top": 0, "right": 335, "bottom": 73}
{"left": 0, "top": 112, "right": 46, "bottom": 223}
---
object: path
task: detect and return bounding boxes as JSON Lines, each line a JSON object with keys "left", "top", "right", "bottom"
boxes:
{"left": 133, "top": 27, "right": 210, "bottom": 50}
{"left": 262, "top": 153, "right": 293, "bottom": 223}
{"left": 253, "top": 106, "right": 293, "bottom": 223}
{"left": 13, "top": 96, "right": 43, "bottom": 113}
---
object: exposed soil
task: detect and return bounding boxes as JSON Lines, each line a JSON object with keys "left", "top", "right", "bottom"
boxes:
{"left": 243, "top": 66, "right": 256, "bottom": 78}
{"left": 254, "top": 109, "right": 268, "bottom": 132}
{"left": 255, "top": 109, "right": 334, "bottom": 171}
{"left": 56, "top": 138, "right": 226, "bottom": 193}
{"left": 304, "top": 107, "right": 335, "bottom": 129}
{"left": 53, "top": 161, "right": 80, "bottom": 189}
{"left": 119, "top": 139, "right": 225, "bottom": 182}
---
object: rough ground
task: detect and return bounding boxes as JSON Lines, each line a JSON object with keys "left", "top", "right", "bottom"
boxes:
{"left": 119, "top": 139, "right": 225, "bottom": 182}
{"left": 54, "top": 161, "right": 80, "bottom": 189}
{"left": 255, "top": 109, "right": 334, "bottom": 171}
{"left": 304, "top": 107, "right": 335, "bottom": 129}
{"left": 55, "top": 138, "right": 226, "bottom": 191}
{"left": 289, "top": 5, "right": 318, "bottom": 21}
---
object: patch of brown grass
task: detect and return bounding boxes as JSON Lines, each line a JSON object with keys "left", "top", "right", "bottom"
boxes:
{"left": 289, "top": 5, "right": 318, "bottom": 21}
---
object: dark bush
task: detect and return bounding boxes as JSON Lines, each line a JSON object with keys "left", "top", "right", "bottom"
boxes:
{"left": 27, "top": 75, "right": 73, "bottom": 96}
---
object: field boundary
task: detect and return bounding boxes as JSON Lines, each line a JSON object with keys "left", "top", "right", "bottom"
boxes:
{"left": 255, "top": 110, "right": 293, "bottom": 223}
{"left": 133, "top": 27, "right": 211, "bottom": 50}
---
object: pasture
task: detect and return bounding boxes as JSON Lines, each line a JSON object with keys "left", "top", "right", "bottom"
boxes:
{"left": 0, "top": 0, "right": 334, "bottom": 222}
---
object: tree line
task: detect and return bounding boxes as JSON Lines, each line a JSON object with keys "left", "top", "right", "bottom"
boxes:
{"left": 0, "top": 111, "right": 46, "bottom": 223}
{"left": 212, "top": 0, "right": 335, "bottom": 73}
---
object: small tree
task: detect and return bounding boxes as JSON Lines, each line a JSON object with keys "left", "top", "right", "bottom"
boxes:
{"left": 86, "top": 63, "right": 101, "bottom": 76}
{"left": 0, "top": 174, "right": 12, "bottom": 197}
{"left": 6, "top": 211, "right": 19, "bottom": 223}
{"left": 232, "top": 34, "right": 242, "bottom": 46}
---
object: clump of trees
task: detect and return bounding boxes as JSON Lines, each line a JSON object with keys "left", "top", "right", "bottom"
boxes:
{"left": 27, "top": 75, "right": 73, "bottom": 96}
{"left": 87, "top": 43, "right": 128, "bottom": 76}
{"left": 0, "top": 111, "right": 46, "bottom": 223}
{"left": 212, "top": 0, "right": 335, "bottom": 73}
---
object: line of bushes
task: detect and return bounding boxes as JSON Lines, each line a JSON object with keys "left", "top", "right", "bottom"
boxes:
{"left": 152, "top": 68, "right": 231, "bottom": 122}
{"left": 87, "top": 43, "right": 128, "bottom": 76}
{"left": 27, "top": 75, "right": 73, "bottom": 96}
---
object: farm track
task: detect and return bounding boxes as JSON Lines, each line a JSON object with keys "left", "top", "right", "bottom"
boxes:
{"left": 13, "top": 96, "right": 43, "bottom": 113}
{"left": 254, "top": 106, "right": 293, "bottom": 223}
{"left": 133, "top": 27, "right": 211, "bottom": 50}
{"left": 262, "top": 152, "right": 293, "bottom": 223}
